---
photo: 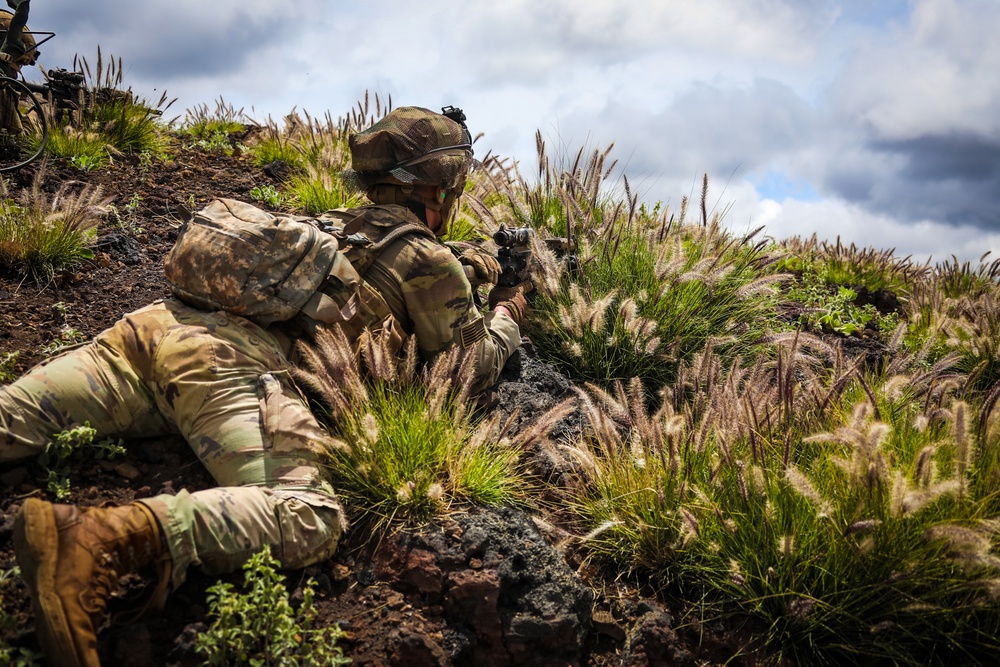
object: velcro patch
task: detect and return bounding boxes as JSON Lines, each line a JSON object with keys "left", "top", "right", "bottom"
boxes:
{"left": 458, "top": 315, "right": 488, "bottom": 348}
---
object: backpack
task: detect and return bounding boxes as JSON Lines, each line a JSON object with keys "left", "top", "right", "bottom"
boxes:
{"left": 163, "top": 198, "right": 433, "bottom": 334}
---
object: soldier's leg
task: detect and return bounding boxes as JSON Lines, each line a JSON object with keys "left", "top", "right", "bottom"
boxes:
{"left": 140, "top": 308, "right": 345, "bottom": 585}
{"left": 0, "top": 336, "right": 171, "bottom": 463}
{"left": 140, "top": 487, "right": 344, "bottom": 589}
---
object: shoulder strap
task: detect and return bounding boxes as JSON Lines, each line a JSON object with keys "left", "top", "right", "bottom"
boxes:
{"left": 327, "top": 205, "right": 437, "bottom": 277}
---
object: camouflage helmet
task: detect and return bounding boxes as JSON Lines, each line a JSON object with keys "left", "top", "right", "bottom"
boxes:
{"left": 349, "top": 106, "right": 473, "bottom": 191}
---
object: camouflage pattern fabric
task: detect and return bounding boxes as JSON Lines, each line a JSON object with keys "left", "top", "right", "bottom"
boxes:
{"left": 348, "top": 106, "right": 473, "bottom": 190}
{"left": 363, "top": 224, "right": 520, "bottom": 393}
{"left": 0, "top": 299, "right": 344, "bottom": 587}
{"left": 142, "top": 487, "right": 342, "bottom": 590}
{"left": 0, "top": 203, "right": 518, "bottom": 587}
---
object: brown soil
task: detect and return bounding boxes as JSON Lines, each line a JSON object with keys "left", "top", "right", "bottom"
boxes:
{"left": 0, "top": 137, "right": 786, "bottom": 666}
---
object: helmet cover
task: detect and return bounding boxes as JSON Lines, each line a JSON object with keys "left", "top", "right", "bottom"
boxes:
{"left": 349, "top": 106, "right": 473, "bottom": 190}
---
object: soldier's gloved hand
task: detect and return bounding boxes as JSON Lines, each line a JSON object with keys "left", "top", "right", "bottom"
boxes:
{"left": 488, "top": 281, "right": 533, "bottom": 325}
{"left": 458, "top": 248, "right": 501, "bottom": 286}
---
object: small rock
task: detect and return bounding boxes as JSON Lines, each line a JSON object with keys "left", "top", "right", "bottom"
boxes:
{"left": 114, "top": 463, "right": 142, "bottom": 481}
{"left": 330, "top": 563, "right": 351, "bottom": 582}
{"left": 357, "top": 568, "right": 376, "bottom": 586}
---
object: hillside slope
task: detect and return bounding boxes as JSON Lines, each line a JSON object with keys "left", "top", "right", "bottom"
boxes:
{"left": 0, "top": 136, "right": 778, "bottom": 666}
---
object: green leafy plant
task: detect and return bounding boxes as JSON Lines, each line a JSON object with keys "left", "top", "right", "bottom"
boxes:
{"left": 0, "top": 350, "right": 19, "bottom": 382}
{"left": 249, "top": 185, "right": 287, "bottom": 209}
{"left": 68, "top": 153, "right": 105, "bottom": 172}
{"left": 41, "top": 327, "right": 88, "bottom": 356}
{"left": 137, "top": 149, "right": 154, "bottom": 182}
{"left": 108, "top": 192, "right": 145, "bottom": 235}
{"left": 37, "top": 422, "right": 126, "bottom": 501}
{"left": 784, "top": 253, "right": 900, "bottom": 337}
{"left": 195, "top": 549, "right": 350, "bottom": 667}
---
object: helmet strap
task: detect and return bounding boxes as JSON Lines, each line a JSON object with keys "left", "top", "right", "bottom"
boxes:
{"left": 366, "top": 183, "right": 415, "bottom": 207}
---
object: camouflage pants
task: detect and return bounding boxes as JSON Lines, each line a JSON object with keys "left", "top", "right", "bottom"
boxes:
{"left": 0, "top": 299, "right": 344, "bottom": 589}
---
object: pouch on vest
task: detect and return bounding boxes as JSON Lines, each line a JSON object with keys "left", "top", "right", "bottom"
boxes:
{"left": 164, "top": 198, "right": 363, "bottom": 327}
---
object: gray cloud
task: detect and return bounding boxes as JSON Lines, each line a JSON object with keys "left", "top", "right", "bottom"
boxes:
{"left": 25, "top": 0, "right": 322, "bottom": 80}
{"left": 819, "top": 0, "right": 1000, "bottom": 231}
{"left": 11, "top": 0, "right": 1000, "bottom": 260}
{"left": 557, "top": 78, "right": 822, "bottom": 188}
{"left": 833, "top": 134, "right": 1000, "bottom": 229}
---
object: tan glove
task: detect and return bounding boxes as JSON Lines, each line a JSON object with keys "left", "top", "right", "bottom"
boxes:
{"left": 458, "top": 249, "right": 501, "bottom": 286}
{"left": 488, "top": 281, "right": 533, "bottom": 325}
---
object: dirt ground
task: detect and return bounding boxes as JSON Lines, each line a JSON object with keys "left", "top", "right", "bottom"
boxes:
{"left": 0, "top": 137, "right": 787, "bottom": 666}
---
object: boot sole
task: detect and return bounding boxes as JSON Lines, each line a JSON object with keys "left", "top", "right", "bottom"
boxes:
{"left": 13, "top": 498, "right": 87, "bottom": 667}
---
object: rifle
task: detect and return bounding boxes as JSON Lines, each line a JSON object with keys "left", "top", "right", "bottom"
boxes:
{"left": 22, "top": 67, "right": 86, "bottom": 110}
{"left": 492, "top": 224, "right": 533, "bottom": 288}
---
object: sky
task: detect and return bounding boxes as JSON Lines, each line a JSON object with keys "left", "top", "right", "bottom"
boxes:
{"left": 19, "top": 0, "right": 1000, "bottom": 265}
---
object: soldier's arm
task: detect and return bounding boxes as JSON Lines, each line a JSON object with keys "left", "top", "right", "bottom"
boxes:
{"left": 367, "top": 237, "right": 520, "bottom": 393}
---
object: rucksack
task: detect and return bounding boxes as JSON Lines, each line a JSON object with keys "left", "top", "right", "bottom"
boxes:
{"left": 163, "top": 198, "right": 433, "bottom": 334}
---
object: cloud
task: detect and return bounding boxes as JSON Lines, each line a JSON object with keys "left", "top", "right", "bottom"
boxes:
{"left": 833, "top": 0, "right": 1000, "bottom": 140}
{"left": 818, "top": 0, "right": 1000, "bottom": 231}
{"left": 756, "top": 196, "right": 1000, "bottom": 265}
{"left": 13, "top": 0, "right": 999, "bottom": 261}
{"left": 26, "top": 0, "right": 324, "bottom": 79}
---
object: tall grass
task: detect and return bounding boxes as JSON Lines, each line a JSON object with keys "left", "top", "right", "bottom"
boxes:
{"left": 0, "top": 173, "right": 109, "bottom": 283}
{"left": 555, "top": 328, "right": 1000, "bottom": 664}
{"left": 292, "top": 327, "right": 542, "bottom": 532}
{"left": 38, "top": 49, "right": 172, "bottom": 169}
{"left": 243, "top": 94, "right": 390, "bottom": 213}
{"left": 468, "top": 141, "right": 787, "bottom": 392}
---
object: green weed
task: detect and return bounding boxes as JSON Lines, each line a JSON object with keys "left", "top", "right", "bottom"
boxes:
{"left": 195, "top": 549, "right": 350, "bottom": 667}
{"left": 37, "top": 422, "right": 126, "bottom": 501}
{"left": 249, "top": 185, "right": 287, "bottom": 209}
{"left": 108, "top": 192, "right": 145, "bottom": 235}
{"left": 41, "top": 327, "right": 88, "bottom": 356}
{"left": 0, "top": 351, "right": 19, "bottom": 382}
{"left": 67, "top": 153, "right": 105, "bottom": 172}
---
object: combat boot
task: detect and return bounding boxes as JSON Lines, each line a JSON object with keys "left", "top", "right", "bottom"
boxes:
{"left": 13, "top": 498, "right": 172, "bottom": 667}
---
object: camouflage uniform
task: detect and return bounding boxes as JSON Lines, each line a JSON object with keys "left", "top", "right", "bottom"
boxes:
{"left": 0, "top": 211, "right": 519, "bottom": 589}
